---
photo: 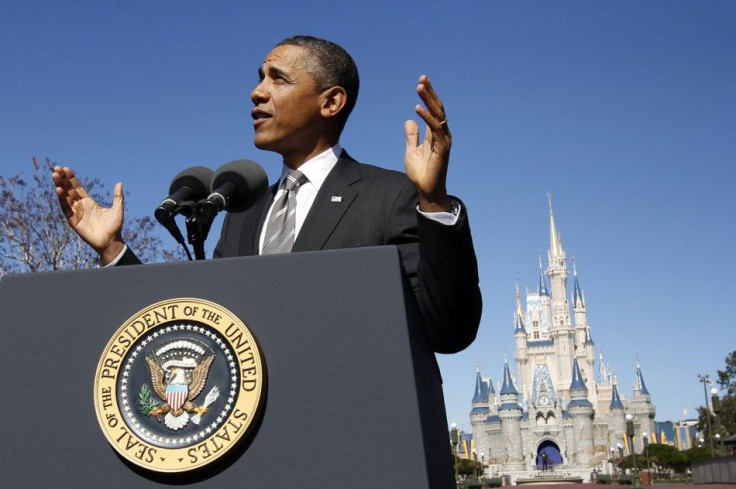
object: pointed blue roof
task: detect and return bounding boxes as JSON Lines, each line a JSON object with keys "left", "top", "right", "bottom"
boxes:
{"left": 472, "top": 370, "right": 487, "bottom": 403}
{"left": 610, "top": 383, "right": 624, "bottom": 409}
{"left": 515, "top": 313, "right": 526, "bottom": 333}
{"left": 584, "top": 328, "right": 594, "bottom": 345}
{"left": 569, "top": 359, "right": 588, "bottom": 392}
{"left": 538, "top": 256, "right": 549, "bottom": 296}
{"left": 500, "top": 361, "right": 518, "bottom": 395}
{"left": 572, "top": 262, "right": 584, "bottom": 308}
{"left": 636, "top": 363, "right": 650, "bottom": 396}
{"left": 472, "top": 369, "right": 496, "bottom": 404}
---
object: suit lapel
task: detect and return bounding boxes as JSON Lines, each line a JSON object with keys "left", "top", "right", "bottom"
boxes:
{"left": 239, "top": 185, "right": 276, "bottom": 256}
{"left": 292, "top": 155, "right": 361, "bottom": 252}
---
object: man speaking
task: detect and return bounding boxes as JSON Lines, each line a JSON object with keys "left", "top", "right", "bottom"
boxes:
{"left": 52, "top": 35, "right": 482, "bottom": 353}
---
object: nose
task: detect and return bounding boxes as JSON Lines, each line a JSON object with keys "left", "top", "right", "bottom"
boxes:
{"left": 251, "top": 80, "right": 268, "bottom": 104}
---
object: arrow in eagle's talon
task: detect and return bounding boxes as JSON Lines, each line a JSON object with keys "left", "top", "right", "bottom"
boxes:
{"left": 191, "top": 387, "right": 221, "bottom": 424}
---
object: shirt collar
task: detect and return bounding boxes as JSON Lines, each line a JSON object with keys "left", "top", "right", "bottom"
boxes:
{"left": 278, "top": 144, "right": 341, "bottom": 192}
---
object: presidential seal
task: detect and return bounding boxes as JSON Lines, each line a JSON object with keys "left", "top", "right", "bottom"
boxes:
{"left": 94, "top": 298, "right": 264, "bottom": 473}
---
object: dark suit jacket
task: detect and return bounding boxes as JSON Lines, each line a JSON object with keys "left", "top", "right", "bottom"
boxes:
{"left": 121, "top": 153, "right": 481, "bottom": 353}
{"left": 212, "top": 153, "right": 482, "bottom": 353}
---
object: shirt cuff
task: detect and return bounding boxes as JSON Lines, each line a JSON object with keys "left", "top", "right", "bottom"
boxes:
{"left": 417, "top": 199, "right": 461, "bottom": 226}
{"left": 101, "top": 245, "right": 128, "bottom": 267}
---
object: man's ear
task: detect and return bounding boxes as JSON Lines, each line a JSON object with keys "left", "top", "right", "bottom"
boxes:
{"left": 320, "top": 86, "right": 347, "bottom": 120}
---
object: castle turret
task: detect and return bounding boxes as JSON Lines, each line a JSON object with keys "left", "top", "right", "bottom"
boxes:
{"left": 607, "top": 382, "right": 627, "bottom": 452}
{"left": 567, "top": 359, "right": 595, "bottom": 465}
{"left": 627, "top": 362, "right": 656, "bottom": 451}
{"left": 499, "top": 359, "right": 524, "bottom": 467}
{"left": 470, "top": 368, "right": 491, "bottom": 424}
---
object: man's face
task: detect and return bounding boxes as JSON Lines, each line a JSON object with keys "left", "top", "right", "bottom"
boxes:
{"left": 251, "top": 45, "right": 325, "bottom": 162}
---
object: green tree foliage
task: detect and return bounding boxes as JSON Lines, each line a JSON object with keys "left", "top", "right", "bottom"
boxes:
{"left": 717, "top": 351, "right": 736, "bottom": 396}
{"left": 644, "top": 443, "right": 688, "bottom": 476}
{"left": 682, "top": 446, "right": 712, "bottom": 466}
{"left": 454, "top": 456, "right": 482, "bottom": 481}
{"left": 0, "top": 158, "right": 182, "bottom": 274}
{"left": 696, "top": 350, "right": 735, "bottom": 456}
{"left": 715, "top": 396, "right": 736, "bottom": 439}
{"left": 617, "top": 453, "right": 646, "bottom": 472}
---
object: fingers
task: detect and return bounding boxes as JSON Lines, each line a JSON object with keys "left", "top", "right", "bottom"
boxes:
{"left": 415, "top": 75, "right": 448, "bottom": 131}
{"left": 111, "top": 182, "right": 125, "bottom": 213}
{"left": 52, "top": 166, "right": 78, "bottom": 218}
{"left": 52, "top": 166, "right": 88, "bottom": 200}
{"left": 404, "top": 120, "right": 419, "bottom": 150}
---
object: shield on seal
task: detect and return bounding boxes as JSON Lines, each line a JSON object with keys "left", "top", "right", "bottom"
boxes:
{"left": 167, "top": 383, "right": 188, "bottom": 411}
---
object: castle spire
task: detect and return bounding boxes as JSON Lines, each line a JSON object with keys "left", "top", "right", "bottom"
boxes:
{"left": 569, "top": 358, "right": 588, "bottom": 393}
{"left": 572, "top": 257, "right": 585, "bottom": 308}
{"left": 500, "top": 359, "right": 518, "bottom": 395}
{"left": 548, "top": 193, "right": 564, "bottom": 260}
{"left": 610, "top": 382, "right": 624, "bottom": 409}
{"left": 473, "top": 367, "right": 487, "bottom": 403}
{"left": 537, "top": 251, "right": 548, "bottom": 295}
{"left": 598, "top": 350, "right": 610, "bottom": 384}
{"left": 584, "top": 328, "right": 594, "bottom": 345}
{"left": 634, "top": 361, "right": 651, "bottom": 396}
{"left": 515, "top": 279, "right": 526, "bottom": 331}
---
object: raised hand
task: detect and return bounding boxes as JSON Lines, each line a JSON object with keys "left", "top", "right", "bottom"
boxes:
{"left": 404, "top": 75, "right": 452, "bottom": 212}
{"left": 52, "top": 166, "right": 125, "bottom": 264}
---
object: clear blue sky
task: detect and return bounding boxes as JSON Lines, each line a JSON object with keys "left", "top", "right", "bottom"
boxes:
{"left": 2, "top": 1, "right": 735, "bottom": 433}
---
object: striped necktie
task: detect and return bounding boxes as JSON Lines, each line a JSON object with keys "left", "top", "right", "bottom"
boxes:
{"left": 261, "top": 169, "right": 308, "bottom": 254}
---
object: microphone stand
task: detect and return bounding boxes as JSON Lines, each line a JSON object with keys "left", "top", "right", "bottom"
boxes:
{"left": 155, "top": 202, "right": 194, "bottom": 261}
{"left": 186, "top": 200, "right": 220, "bottom": 261}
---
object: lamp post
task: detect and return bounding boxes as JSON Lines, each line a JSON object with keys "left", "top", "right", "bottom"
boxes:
{"left": 450, "top": 423, "right": 459, "bottom": 488}
{"left": 712, "top": 387, "right": 723, "bottom": 456}
{"left": 610, "top": 447, "right": 616, "bottom": 475}
{"left": 698, "top": 374, "right": 715, "bottom": 457}
{"left": 626, "top": 414, "right": 640, "bottom": 486}
{"left": 481, "top": 452, "right": 485, "bottom": 482}
{"left": 473, "top": 449, "right": 478, "bottom": 482}
{"left": 642, "top": 432, "right": 651, "bottom": 470}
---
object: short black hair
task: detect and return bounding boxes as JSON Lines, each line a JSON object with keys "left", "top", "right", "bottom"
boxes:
{"left": 276, "top": 35, "right": 359, "bottom": 132}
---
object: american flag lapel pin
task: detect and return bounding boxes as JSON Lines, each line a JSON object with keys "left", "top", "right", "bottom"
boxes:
{"left": 331, "top": 195, "right": 343, "bottom": 203}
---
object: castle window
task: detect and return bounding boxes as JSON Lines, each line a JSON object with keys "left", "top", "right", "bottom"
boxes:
{"left": 534, "top": 331, "right": 539, "bottom": 339}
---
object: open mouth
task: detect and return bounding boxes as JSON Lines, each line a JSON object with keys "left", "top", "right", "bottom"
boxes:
{"left": 251, "top": 109, "right": 271, "bottom": 124}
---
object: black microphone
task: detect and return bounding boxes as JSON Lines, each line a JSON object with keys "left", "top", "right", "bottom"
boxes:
{"left": 205, "top": 159, "right": 268, "bottom": 213}
{"left": 154, "top": 166, "right": 214, "bottom": 245}
{"left": 187, "top": 159, "right": 268, "bottom": 261}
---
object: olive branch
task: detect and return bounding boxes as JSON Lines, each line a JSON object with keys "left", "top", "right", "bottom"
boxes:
{"left": 138, "top": 384, "right": 160, "bottom": 417}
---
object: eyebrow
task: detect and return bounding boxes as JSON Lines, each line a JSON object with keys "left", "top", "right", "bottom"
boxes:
{"left": 257, "top": 65, "right": 293, "bottom": 82}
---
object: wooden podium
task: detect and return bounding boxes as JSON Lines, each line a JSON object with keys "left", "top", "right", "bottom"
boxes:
{"left": 0, "top": 246, "right": 454, "bottom": 488}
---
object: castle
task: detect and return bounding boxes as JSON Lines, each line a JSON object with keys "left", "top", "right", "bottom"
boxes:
{"left": 469, "top": 198, "right": 656, "bottom": 483}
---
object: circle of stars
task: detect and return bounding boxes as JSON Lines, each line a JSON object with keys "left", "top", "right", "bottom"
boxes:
{"left": 119, "top": 323, "right": 239, "bottom": 448}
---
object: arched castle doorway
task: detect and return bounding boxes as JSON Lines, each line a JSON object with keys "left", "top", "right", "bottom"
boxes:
{"left": 536, "top": 440, "right": 563, "bottom": 470}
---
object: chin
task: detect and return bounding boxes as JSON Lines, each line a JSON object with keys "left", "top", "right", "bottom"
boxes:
{"left": 253, "top": 136, "right": 271, "bottom": 151}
